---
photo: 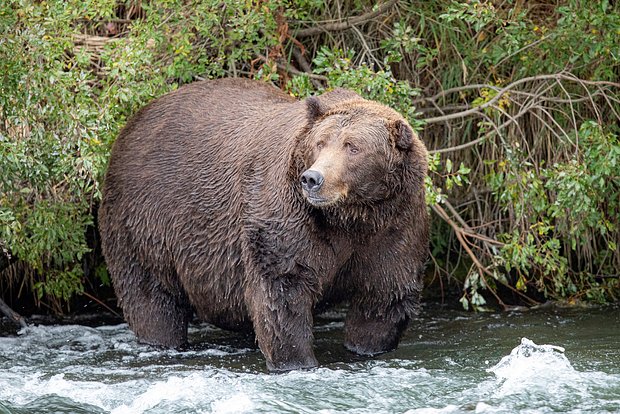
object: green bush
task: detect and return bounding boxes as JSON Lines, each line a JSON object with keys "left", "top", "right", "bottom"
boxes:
{"left": 1, "top": 0, "right": 619, "bottom": 312}
{"left": 0, "top": 0, "right": 283, "bottom": 308}
{"left": 488, "top": 122, "right": 619, "bottom": 303}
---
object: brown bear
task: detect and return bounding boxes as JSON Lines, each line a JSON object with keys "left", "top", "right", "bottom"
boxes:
{"left": 99, "top": 78, "right": 429, "bottom": 372}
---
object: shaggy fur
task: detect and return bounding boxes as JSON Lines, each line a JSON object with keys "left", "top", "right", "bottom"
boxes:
{"left": 99, "top": 78, "right": 429, "bottom": 372}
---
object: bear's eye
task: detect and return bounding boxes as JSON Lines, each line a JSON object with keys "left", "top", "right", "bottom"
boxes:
{"left": 316, "top": 141, "right": 325, "bottom": 150}
{"left": 345, "top": 142, "right": 360, "bottom": 155}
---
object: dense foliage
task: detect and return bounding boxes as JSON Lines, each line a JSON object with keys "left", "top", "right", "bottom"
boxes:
{"left": 1, "top": 0, "right": 619, "bottom": 313}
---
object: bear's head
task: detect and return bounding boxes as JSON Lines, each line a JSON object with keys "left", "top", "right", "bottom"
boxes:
{"left": 297, "top": 96, "right": 427, "bottom": 210}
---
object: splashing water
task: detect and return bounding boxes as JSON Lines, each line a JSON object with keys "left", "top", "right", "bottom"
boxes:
{"left": 482, "top": 337, "right": 618, "bottom": 413}
{"left": 489, "top": 337, "right": 572, "bottom": 389}
{"left": 0, "top": 306, "right": 619, "bottom": 413}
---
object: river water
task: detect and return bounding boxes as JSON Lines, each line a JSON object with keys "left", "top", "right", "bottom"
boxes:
{"left": 0, "top": 304, "right": 619, "bottom": 413}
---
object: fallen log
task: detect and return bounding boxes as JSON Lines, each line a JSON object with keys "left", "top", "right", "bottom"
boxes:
{"left": 0, "top": 297, "right": 27, "bottom": 329}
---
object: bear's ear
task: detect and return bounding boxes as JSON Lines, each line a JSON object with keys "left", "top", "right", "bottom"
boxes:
{"left": 306, "top": 96, "right": 327, "bottom": 122}
{"left": 390, "top": 119, "right": 415, "bottom": 151}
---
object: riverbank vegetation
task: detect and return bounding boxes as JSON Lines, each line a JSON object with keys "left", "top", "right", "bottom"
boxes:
{"left": 1, "top": 0, "right": 619, "bottom": 315}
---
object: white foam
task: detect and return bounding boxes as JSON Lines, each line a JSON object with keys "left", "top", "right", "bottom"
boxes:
{"left": 111, "top": 373, "right": 202, "bottom": 414}
{"left": 2, "top": 323, "right": 619, "bottom": 413}
{"left": 1, "top": 372, "right": 123, "bottom": 409}
{"left": 404, "top": 405, "right": 460, "bottom": 414}
{"left": 487, "top": 337, "right": 579, "bottom": 396}
{"left": 110, "top": 371, "right": 259, "bottom": 414}
{"left": 210, "top": 393, "right": 254, "bottom": 413}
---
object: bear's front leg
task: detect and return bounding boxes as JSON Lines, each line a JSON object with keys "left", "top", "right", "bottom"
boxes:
{"left": 343, "top": 262, "right": 422, "bottom": 356}
{"left": 245, "top": 271, "right": 319, "bottom": 372}
{"left": 344, "top": 228, "right": 426, "bottom": 356}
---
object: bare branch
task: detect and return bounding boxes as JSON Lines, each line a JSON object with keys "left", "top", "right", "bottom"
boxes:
{"left": 419, "top": 72, "right": 620, "bottom": 124}
{"left": 423, "top": 73, "right": 568, "bottom": 124}
{"left": 291, "top": 48, "right": 324, "bottom": 89}
{"left": 293, "top": 0, "right": 397, "bottom": 37}
{"left": 428, "top": 87, "right": 547, "bottom": 155}
{"left": 425, "top": 71, "right": 620, "bottom": 154}
{"left": 256, "top": 54, "right": 328, "bottom": 82}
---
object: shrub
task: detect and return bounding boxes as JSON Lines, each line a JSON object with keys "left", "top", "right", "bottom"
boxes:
{"left": 1, "top": 0, "right": 619, "bottom": 312}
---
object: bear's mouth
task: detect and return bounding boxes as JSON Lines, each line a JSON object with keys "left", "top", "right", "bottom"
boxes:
{"left": 304, "top": 193, "right": 339, "bottom": 207}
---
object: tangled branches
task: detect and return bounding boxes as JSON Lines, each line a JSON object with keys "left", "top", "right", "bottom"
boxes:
{"left": 418, "top": 72, "right": 620, "bottom": 308}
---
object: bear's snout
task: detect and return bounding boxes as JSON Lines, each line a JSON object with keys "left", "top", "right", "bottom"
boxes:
{"left": 300, "top": 169, "right": 324, "bottom": 193}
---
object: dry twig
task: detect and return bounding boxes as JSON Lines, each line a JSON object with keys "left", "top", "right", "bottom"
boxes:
{"left": 293, "top": 0, "right": 397, "bottom": 37}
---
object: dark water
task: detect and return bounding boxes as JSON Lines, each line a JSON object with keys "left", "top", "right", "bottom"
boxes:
{"left": 0, "top": 304, "right": 619, "bottom": 413}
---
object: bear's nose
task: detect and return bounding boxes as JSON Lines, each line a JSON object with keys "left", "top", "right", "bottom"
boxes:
{"left": 300, "top": 170, "right": 324, "bottom": 192}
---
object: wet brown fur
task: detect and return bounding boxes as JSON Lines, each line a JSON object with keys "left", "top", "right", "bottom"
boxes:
{"left": 98, "top": 78, "right": 429, "bottom": 372}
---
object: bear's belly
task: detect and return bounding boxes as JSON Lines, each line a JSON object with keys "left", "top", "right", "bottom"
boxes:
{"left": 196, "top": 305, "right": 253, "bottom": 332}
{"left": 178, "top": 230, "right": 355, "bottom": 332}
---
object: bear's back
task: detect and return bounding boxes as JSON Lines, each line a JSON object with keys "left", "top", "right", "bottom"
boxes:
{"left": 110, "top": 78, "right": 296, "bottom": 163}
{"left": 103, "top": 79, "right": 303, "bottom": 202}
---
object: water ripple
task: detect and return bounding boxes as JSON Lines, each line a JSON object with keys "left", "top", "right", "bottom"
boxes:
{"left": 1, "top": 307, "right": 619, "bottom": 413}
